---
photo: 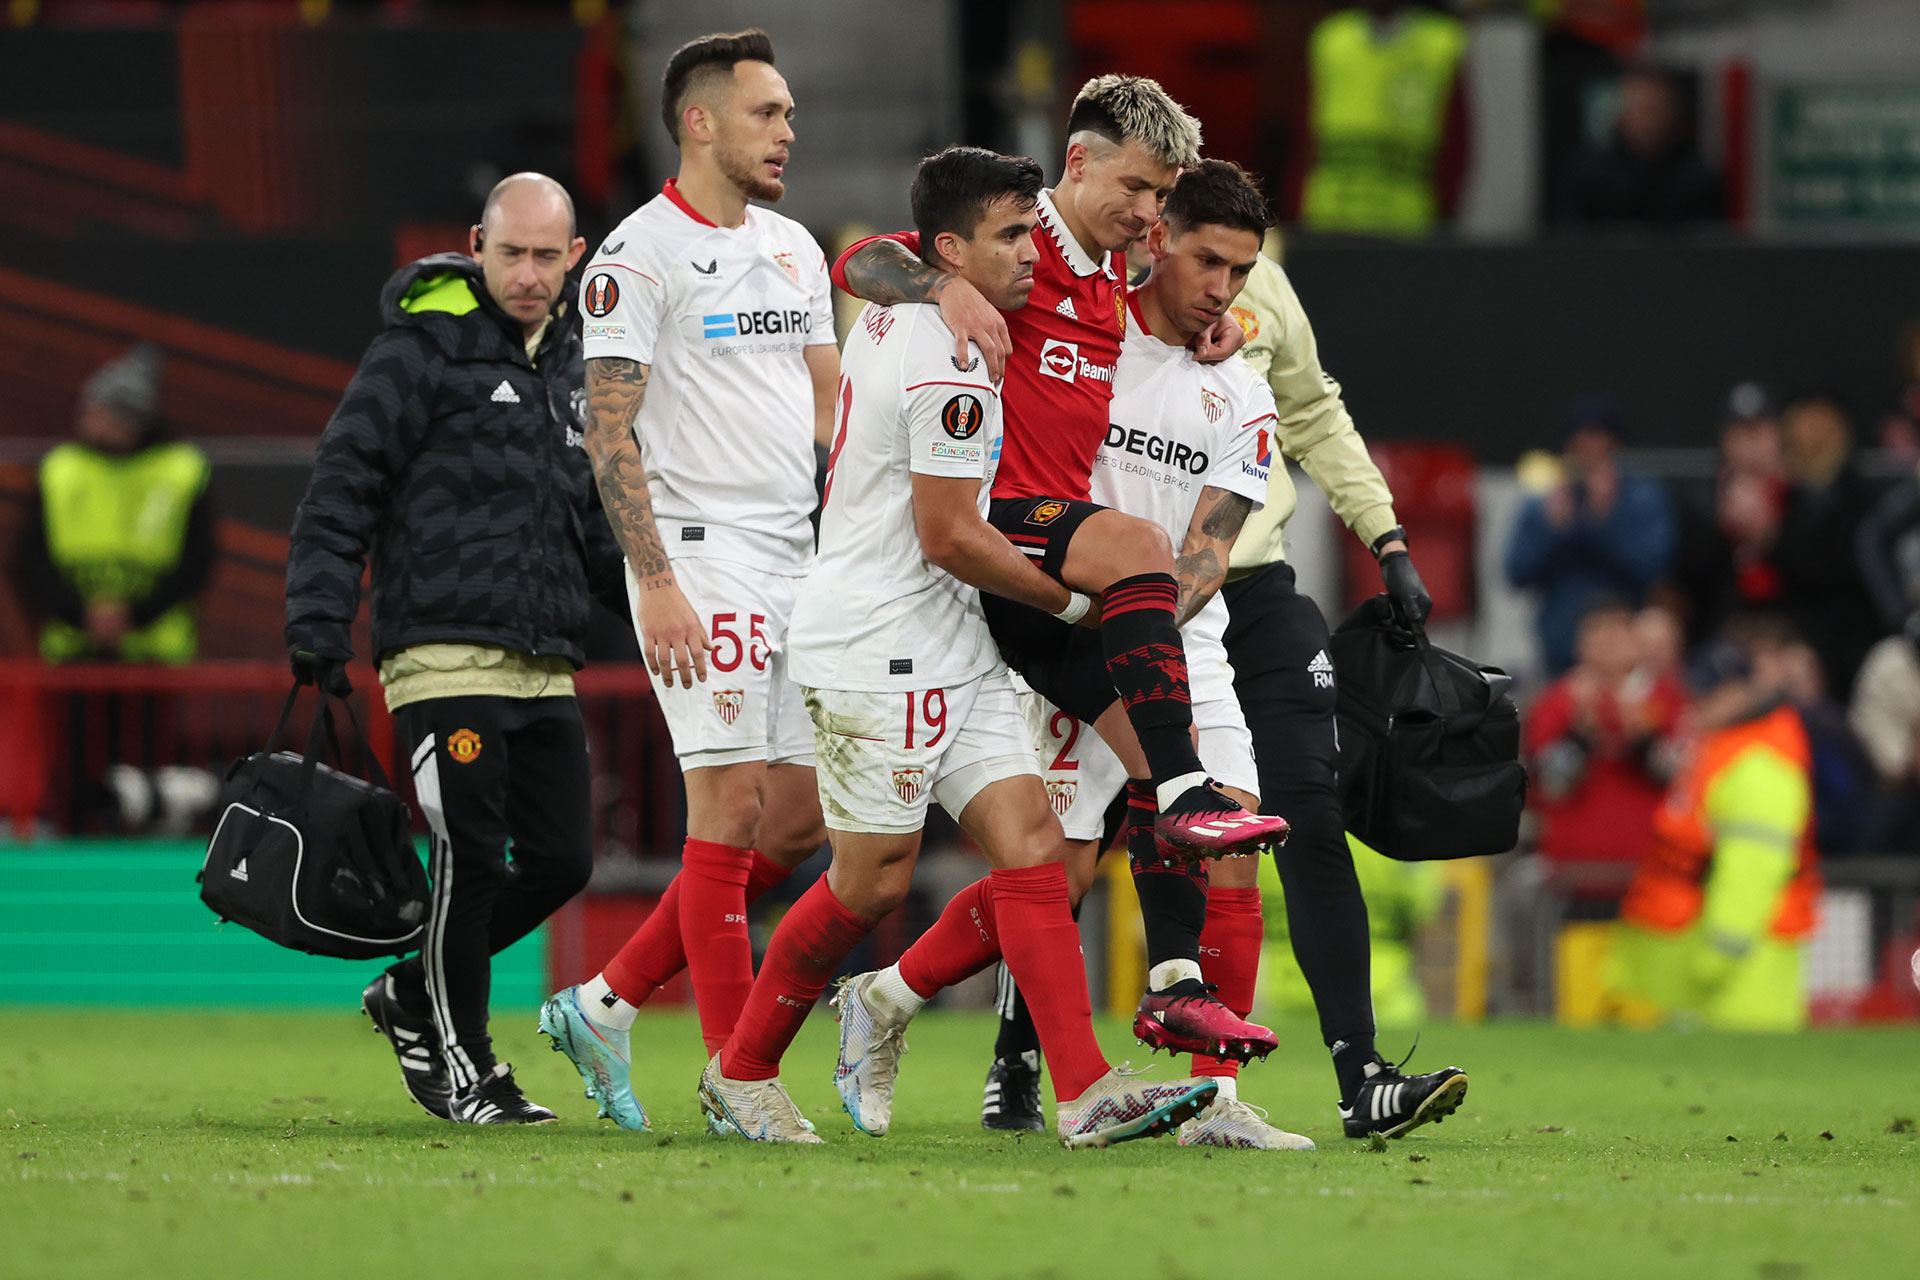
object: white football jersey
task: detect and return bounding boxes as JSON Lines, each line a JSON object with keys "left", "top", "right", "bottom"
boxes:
{"left": 1097, "top": 296, "right": 1277, "bottom": 704}
{"left": 788, "top": 303, "right": 1004, "bottom": 692}
{"left": 579, "top": 180, "right": 834, "bottom": 575}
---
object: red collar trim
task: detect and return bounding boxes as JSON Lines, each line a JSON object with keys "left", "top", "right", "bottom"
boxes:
{"left": 1126, "top": 290, "right": 1148, "bottom": 332}
{"left": 662, "top": 179, "right": 719, "bottom": 228}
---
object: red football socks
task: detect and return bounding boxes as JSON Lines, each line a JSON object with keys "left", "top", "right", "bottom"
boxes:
{"left": 989, "top": 863, "right": 1108, "bottom": 1102}
{"left": 1192, "top": 886, "right": 1263, "bottom": 1079}
{"left": 897, "top": 877, "right": 1001, "bottom": 998}
{"left": 601, "top": 849, "right": 790, "bottom": 1011}
{"left": 721, "top": 876, "right": 871, "bottom": 1081}
{"left": 675, "top": 838, "right": 757, "bottom": 1056}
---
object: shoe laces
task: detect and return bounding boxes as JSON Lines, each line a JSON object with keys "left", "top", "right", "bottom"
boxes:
{"left": 738, "top": 1077, "right": 812, "bottom": 1133}
{"left": 1368, "top": 1034, "right": 1421, "bottom": 1084}
{"left": 1160, "top": 981, "right": 1229, "bottom": 1013}
{"left": 1218, "top": 1097, "right": 1271, "bottom": 1124}
{"left": 478, "top": 1062, "right": 525, "bottom": 1101}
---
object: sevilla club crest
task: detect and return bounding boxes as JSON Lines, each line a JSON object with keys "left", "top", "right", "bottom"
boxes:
{"left": 774, "top": 251, "right": 801, "bottom": 286}
{"left": 712, "top": 689, "right": 744, "bottom": 726}
{"left": 1201, "top": 387, "right": 1226, "bottom": 424}
{"left": 1045, "top": 778, "right": 1077, "bottom": 816}
{"left": 892, "top": 767, "right": 926, "bottom": 804}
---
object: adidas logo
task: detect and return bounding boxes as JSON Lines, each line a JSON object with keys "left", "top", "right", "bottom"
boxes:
{"left": 229, "top": 857, "right": 249, "bottom": 882}
{"left": 490, "top": 380, "right": 521, "bottom": 404}
{"left": 1309, "top": 649, "right": 1334, "bottom": 689}
{"left": 1055, "top": 298, "right": 1078, "bottom": 318}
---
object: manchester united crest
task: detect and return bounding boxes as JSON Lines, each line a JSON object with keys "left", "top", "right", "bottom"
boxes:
{"left": 1115, "top": 288, "right": 1127, "bottom": 334}
{"left": 1045, "top": 778, "right": 1077, "bottom": 816}
{"left": 447, "top": 729, "right": 483, "bottom": 763}
{"left": 892, "top": 767, "right": 926, "bottom": 804}
{"left": 1229, "top": 306, "right": 1260, "bottom": 341}
{"left": 773, "top": 251, "right": 801, "bottom": 285}
{"left": 712, "top": 689, "right": 744, "bottom": 726}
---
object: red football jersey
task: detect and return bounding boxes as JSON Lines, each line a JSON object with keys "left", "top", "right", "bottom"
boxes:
{"left": 830, "top": 190, "right": 1125, "bottom": 501}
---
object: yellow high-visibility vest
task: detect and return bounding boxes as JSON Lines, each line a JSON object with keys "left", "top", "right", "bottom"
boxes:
{"left": 1302, "top": 9, "right": 1466, "bottom": 236}
{"left": 38, "top": 440, "right": 209, "bottom": 663}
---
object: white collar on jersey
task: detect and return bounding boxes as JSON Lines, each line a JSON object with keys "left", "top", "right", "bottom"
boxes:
{"left": 1036, "top": 189, "right": 1116, "bottom": 281}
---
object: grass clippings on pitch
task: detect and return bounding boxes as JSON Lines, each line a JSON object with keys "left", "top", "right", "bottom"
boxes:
{"left": 3, "top": 1009, "right": 1914, "bottom": 1280}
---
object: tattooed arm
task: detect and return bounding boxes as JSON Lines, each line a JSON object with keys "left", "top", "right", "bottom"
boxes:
{"left": 839, "top": 238, "right": 1011, "bottom": 382}
{"left": 584, "top": 355, "right": 710, "bottom": 687}
{"left": 1174, "top": 487, "right": 1255, "bottom": 626}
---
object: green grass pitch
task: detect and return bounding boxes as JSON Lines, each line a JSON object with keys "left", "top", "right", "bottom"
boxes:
{"left": 4, "top": 1008, "right": 1914, "bottom": 1280}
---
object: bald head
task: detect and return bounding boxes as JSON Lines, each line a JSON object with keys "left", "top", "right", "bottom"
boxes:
{"left": 480, "top": 172, "right": 576, "bottom": 238}
{"left": 469, "top": 172, "right": 585, "bottom": 336}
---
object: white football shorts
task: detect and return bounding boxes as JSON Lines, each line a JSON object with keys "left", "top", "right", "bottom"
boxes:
{"left": 805, "top": 666, "right": 1039, "bottom": 834}
{"left": 626, "top": 557, "right": 815, "bottom": 768}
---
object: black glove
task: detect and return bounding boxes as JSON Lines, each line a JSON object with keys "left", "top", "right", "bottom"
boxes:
{"left": 1379, "top": 549, "right": 1432, "bottom": 630}
{"left": 290, "top": 649, "right": 353, "bottom": 698}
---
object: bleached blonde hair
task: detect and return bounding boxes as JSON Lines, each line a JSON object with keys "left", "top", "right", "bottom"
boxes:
{"left": 1066, "top": 74, "right": 1202, "bottom": 170}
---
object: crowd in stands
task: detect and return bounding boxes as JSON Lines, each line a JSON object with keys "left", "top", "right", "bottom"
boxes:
{"left": 1504, "top": 378, "right": 1920, "bottom": 915}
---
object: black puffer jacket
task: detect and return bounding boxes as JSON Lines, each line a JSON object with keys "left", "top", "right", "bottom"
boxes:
{"left": 286, "top": 254, "right": 623, "bottom": 668}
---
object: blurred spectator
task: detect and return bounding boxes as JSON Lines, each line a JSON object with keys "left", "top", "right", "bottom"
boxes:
{"left": 1556, "top": 63, "right": 1722, "bottom": 226}
{"left": 1505, "top": 394, "right": 1676, "bottom": 675}
{"left": 1776, "top": 392, "right": 1889, "bottom": 698}
{"left": 1779, "top": 638, "right": 1870, "bottom": 857}
{"left": 1634, "top": 601, "right": 1685, "bottom": 684}
{"left": 9, "top": 345, "right": 214, "bottom": 664}
{"left": 1292, "top": 0, "right": 1469, "bottom": 237}
{"left": 1606, "top": 613, "right": 1822, "bottom": 1031}
{"left": 1849, "top": 619, "right": 1920, "bottom": 856}
{"left": 1523, "top": 595, "right": 1689, "bottom": 903}
{"left": 1857, "top": 455, "right": 1920, "bottom": 637}
{"left": 1659, "top": 382, "right": 1787, "bottom": 651}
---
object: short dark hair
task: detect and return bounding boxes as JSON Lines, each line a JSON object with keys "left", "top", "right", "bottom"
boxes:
{"left": 661, "top": 29, "right": 776, "bottom": 144}
{"left": 910, "top": 147, "right": 1045, "bottom": 268}
{"left": 1162, "top": 159, "right": 1272, "bottom": 239}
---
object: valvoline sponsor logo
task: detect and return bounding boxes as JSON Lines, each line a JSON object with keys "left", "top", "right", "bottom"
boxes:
{"left": 703, "top": 309, "right": 813, "bottom": 340}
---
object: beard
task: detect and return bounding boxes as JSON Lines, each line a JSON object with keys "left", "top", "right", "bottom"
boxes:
{"left": 717, "top": 141, "right": 785, "bottom": 202}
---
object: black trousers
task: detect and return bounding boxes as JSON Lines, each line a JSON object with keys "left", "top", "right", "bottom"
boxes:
{"left": 388, "top": 694, "right": 593, "bottom": 1090}
{"left": 1220, "top": 562, "right": 1375, "bottom": 1051}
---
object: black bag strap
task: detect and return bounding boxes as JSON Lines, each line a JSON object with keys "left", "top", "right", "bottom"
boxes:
{"left": 332, "top": 691, "right": 395, "bottom": 792}
{"left": 294, "top": 694, "right": 339, "bottom": 805}
{"left": 1380, "top": 596, "right": 1494, "bottom": 737}
{"left": 264, "top": 683, "right": 304, "bottom": 753}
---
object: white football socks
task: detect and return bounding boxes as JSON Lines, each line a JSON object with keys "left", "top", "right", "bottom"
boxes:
{"left": 1149, "top": 959, "right": 1203, "bottom": 991}
{"left": 577, "top": 973, "right": 639, "bottom": 1031}
{"left": 1155, "top": 771, "right": 1208, "bottom": 812}
{"left": 1201, "top": 1073, "right": 1238, "bottom": 1104}
{"left": 865, "top": 965, "right": 926, "bottom": 1025}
